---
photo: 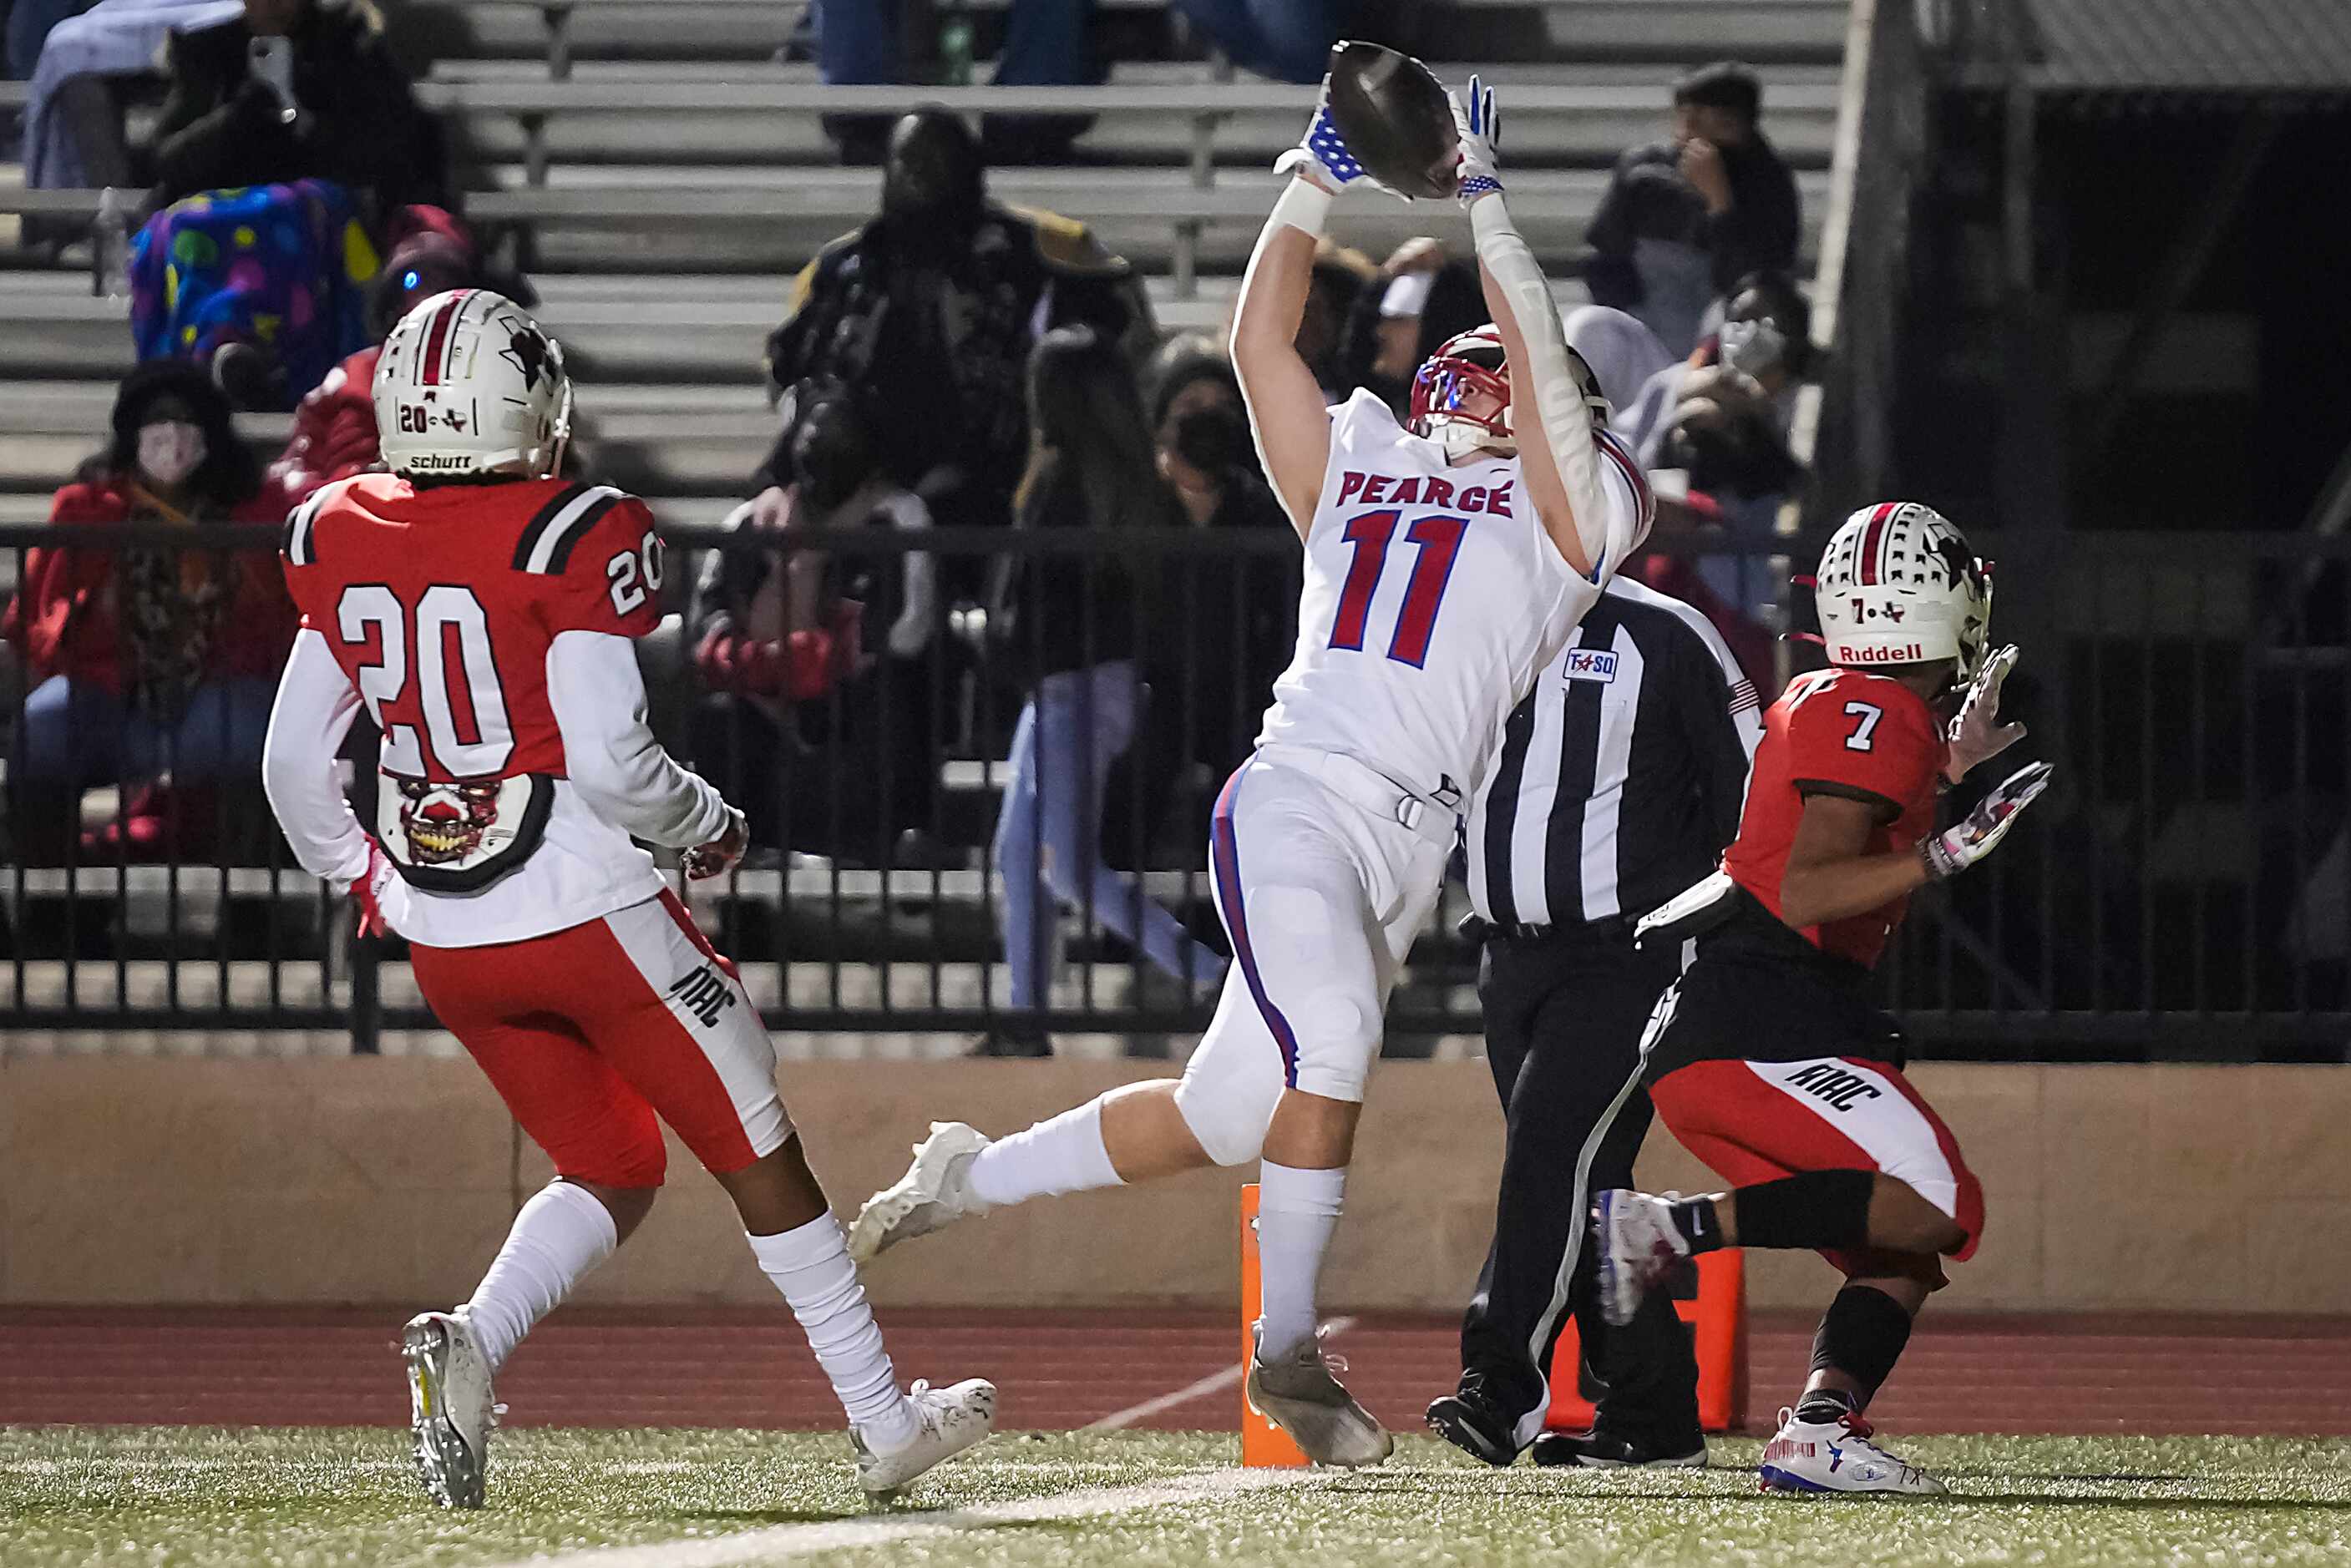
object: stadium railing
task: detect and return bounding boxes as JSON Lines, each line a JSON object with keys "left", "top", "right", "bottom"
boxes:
{"left": 4, "top": 523, "right": 2348, "bottom": 1065}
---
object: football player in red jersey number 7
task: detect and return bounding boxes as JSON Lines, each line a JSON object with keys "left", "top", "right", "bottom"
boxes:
{"left": 261, "top": 291, "right": 994, "bottom": 1507}
{"left": 1594, "top": 502, "right": 2051, "bottom": 1496}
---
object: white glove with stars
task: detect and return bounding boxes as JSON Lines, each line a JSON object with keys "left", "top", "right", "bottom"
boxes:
{"left": 1449, "top": 74, "right": 1502, "bottom": 204}
{"left": 1922, "top": 761, "right": 2052, "bottom": 880}
{"left": 1275, "top": 73, "right": 1387, "bottom": 195}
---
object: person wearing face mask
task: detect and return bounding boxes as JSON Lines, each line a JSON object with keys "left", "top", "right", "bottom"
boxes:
{"left": 1145, "top": 337, "right": 1295, "bottom": 787}
{"left": 1583, "top": 63, "right": 1801, "bottom": 358}
{"left": 686, "top": 387, "right": 945, "bottom": 865}
{"left": 2, "top": 360, "right": 296, "bottom": 863}
{"left": 1625, "top": 271, "right": 1814, "bottom": 634}
{"left": 763, "top": 109, "right": 1154, "bottom": 594}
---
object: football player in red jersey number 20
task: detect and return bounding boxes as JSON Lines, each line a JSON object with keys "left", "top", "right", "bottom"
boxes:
{"left": 261, "top": 290, "right": 994, "bottom": 1506}
{"left": 1592, "top": 502, "right": 2052, "bottom": 1496}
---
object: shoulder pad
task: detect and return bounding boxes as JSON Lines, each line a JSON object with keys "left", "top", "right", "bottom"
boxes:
{"left": 511, "top": 483, "right": 633, "bottom": 575}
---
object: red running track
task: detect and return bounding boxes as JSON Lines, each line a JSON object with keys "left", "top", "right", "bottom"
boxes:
{"left": 3, "top": 1308, "right": 2347, "bottom": 1437}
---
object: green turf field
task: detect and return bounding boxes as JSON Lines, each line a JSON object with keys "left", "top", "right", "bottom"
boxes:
{"left": 3, "top": 1428, "right": 2347, "bottom": 1568}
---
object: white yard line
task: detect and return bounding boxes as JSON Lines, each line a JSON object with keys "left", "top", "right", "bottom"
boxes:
{"left": 479, "top": 1466, "right": 1310, "bottom": 1568}
{"left": 1079, "top": 1314, "right": 1359, "bottom": 1433}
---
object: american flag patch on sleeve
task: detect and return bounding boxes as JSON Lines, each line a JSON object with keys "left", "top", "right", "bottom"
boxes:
{"left": 1729, "top": 679, "right": 1761, "bottom": 715}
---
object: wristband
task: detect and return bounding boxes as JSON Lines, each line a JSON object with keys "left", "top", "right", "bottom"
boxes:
{"left": 1269, "top": 175, "right": 1334, "bottom": 238}
{"left": 1920, "top": 836, "right": 1958, "bottom": 881}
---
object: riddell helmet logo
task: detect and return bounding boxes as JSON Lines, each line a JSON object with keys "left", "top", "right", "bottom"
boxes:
{"left": 1833, "top": 640, "right": 1924, "bottom": 664}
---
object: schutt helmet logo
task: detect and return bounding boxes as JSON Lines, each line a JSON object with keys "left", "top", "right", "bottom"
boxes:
{"left": 499, "top": 329, "right": 555, "bottom": 392}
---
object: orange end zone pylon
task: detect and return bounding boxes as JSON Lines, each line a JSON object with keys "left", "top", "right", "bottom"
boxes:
{"left": 1545, "top": 1248, "right": 1748, "bottom": 1434}
{"left": 1238, "top": 1182, "right": 1310, "bottom": 1467}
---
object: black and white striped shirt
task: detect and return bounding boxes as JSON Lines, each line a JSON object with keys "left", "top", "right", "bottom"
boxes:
{"left": 1467, "top": 579, "right": 1764, "bottom": 931}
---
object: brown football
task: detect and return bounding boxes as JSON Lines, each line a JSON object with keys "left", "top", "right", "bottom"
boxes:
{"left": 1325, "top": 40, "right": 1460, "bottom": 200}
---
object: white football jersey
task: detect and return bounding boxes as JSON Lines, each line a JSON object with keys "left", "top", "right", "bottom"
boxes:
{"left": 1257, "top": 389, "right": 1651, "bottom": 807}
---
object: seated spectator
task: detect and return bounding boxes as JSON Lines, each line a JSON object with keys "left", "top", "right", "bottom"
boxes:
{"left": 1563, "top": 303, "right": 1675, "bottom": 414}
{"left": 979, "top": 326, "right": 1228, "bottom": 1056}
{"left": 128, "top": 176, "right": 379, "bottom": 409}
{"left": 1584, "top": 62, "right": 1800, "bottom": 357}
{"left": 146, "top": 0, "right": 446, "bottom": 212}
{"left": 1633, "top": 273, "right": 1816, "bottom": 615}
{"left": 1146, "top": 335, "right": 1292, "bottom": 777}
{"left": 268, "top": 210, "right": 528, "bottom": 499}
{"left": 1301, "top": 239, "right": 1376, "bottom": 399}
{"left": 813, "top": 0, "right": 1098, "bottom": 164}
{"left": 8, "top": 0, "right": 92, "bottom": 78}
{"left": 1168, "top": 0, "right": 1350, "bottom": 83}
{"left": 765, "top": 109, "right": 1153, "bottom": 593}
{"left": 0, "top": 360, "right": 296, "bottom": 863}
{"left": 1624, "top": 270, "right": 1816, "bottom": 468}
{"left": 686, "top": 387, "right": 945, "bottom": 865}
{"left": 23, "top": 0, "right": 239, "bottom": 190}
{"left": 1335, "top": 237, "right": 1485, "bottom": 418}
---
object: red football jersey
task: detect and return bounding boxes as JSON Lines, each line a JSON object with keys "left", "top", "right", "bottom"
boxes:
{"left": 1723, "top": 666, "right": 1946, "bottom": 968}
{"left": 281, "top": 472, "right": 666, "bottom": 784}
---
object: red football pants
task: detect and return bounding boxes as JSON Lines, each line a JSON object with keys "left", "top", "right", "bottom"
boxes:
{"left": 409, "top": 892, "right": 788, "bottom": 1188}
{"left": 1651, "top": 1055, "right": 1984, "bottom": 1276}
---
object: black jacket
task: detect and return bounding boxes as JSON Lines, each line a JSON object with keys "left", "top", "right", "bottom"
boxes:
{"left": 1583, "top": 133, "right": 1799, "bottom": 306}
{"left": 763, "top": 205, "right": 1153, "bottom": 506}
{"left": 149, "top": 0, "right": 448, "bottom": 212}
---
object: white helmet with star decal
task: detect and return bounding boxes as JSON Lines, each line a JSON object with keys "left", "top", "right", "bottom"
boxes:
{"left": 1814, "top": 501, "right": 1992, "bottom": 683}
{"left": 374, "top": 289, "right": 572, "bottom": 481}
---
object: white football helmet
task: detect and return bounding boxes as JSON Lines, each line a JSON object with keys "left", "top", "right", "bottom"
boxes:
{"left": 375, "top": 290, "right": 571, "bottom": 481}
{"left": 1813, "top": 501, "right": 1992, "bottom": 683}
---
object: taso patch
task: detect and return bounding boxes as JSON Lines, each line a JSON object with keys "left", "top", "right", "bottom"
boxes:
{"left": 1563, "top": 648, "right": 1619, "bottom": 683}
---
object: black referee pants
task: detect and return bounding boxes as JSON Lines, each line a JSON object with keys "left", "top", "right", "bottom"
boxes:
{"left": 1458, "top": 923, "right": 1701, "bottom": 1443}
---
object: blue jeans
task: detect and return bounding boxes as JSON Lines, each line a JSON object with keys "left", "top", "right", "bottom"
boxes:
{"left": 994, "top": 660, "right": 1225, "bottom": 1010}
{"left": 815, "top": 0, "right": 1092, "bottom": 84}
{"left": 16, "top": 674, "right": 276, "bottom": 786}
{"left": 1168, "top": 0, "right": 1344, "bottom": 82}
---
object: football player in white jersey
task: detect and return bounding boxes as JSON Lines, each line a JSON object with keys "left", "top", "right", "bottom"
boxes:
{"left": 849, "top": 78, "right": 1651, "bottom": 1465}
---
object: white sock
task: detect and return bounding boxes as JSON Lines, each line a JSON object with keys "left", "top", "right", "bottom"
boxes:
{"left": 747, "top": 1213, "right": 920, "bottom": 1452}
{"left": 1255, "top": 1161, "right": 1345, "bottom": 1363}
{"left": 462, "top": 1180, "right": 619, "bottom": 1371}
{"left": 967, "top": 1097, "right": 1122, "bottom": 1209}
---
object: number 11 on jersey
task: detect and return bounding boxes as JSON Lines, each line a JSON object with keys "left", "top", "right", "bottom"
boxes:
{"left": 1328, "top": 508, "right": 1468, "bottom": 669}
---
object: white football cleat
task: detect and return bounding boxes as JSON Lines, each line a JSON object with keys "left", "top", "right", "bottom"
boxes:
{"left": 854, "top": 1378, "right": 998, "bottom": 1494}
{"left": 1757, "top": 1406, "right": 1945, "bottom": 1495}
{"left": 402, "top": 1309, "right": 496, "bottom": 1509}
{"left": 1593, "top": 1189, "right": 1692, "bottom": 1328}
{"left": 848, "top": 1121, "right": 993, "bottom": 1264}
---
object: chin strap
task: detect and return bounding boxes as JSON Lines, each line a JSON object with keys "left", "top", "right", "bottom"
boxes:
{"left": 1467, "top": 191, "right": 1625, "bottom": 579}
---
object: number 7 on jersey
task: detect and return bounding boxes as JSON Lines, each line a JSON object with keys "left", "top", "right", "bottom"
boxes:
{"left": 1328, "top": 508, "right": 1469, "bottom": 669}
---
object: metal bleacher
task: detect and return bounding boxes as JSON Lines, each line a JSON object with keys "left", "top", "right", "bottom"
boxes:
{"left": 0, "top": 1, "right": 1853, "bottom": 1049}
{"left": 0, "top": 1, "right": 1847, "bottom": 513}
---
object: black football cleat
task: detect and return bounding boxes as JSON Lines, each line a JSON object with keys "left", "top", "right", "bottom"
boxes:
{"left": 1425, "top": 1380, "right": 1523, "bottom": 1467}
{"left": 1530, "top": 1426, "right": 1708, "bottom": 1469}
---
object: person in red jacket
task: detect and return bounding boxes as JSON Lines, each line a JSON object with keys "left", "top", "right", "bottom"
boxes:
{"left": 2, "top": 361, "right": 296, "bottom": 861}
{"left": 268, "top": 208, "right": 497, "bottom": 502}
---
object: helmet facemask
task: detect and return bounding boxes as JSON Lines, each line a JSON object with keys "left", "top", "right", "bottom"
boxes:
{"left": 1409, "top": 335, "right": 1514, "bottom": 458}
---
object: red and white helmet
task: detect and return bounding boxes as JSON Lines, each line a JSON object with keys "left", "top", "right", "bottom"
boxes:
{"left": 374, "top": 289, "right": 571, "bottom": 481}
{"left": 1409, "top": 326, "right": 1512, "bottom": 458}
{"left": 1407, "top": 326, "right": 1610, "bottom": 461}
{"left": 1815, "top": 501, "right": 1993, "bottom": 682}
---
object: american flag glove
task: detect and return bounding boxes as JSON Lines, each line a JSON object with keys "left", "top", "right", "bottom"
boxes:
{"left": 1451, "top": 75, "right": 1503, "bottom": 205}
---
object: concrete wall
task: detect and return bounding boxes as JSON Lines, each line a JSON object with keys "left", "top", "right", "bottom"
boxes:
{"left": 3, "top": 1056, "right": 2347, "bottom": 1312}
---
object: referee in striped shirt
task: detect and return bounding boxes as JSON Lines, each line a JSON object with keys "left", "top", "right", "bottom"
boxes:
{"left": 1428, "top": 575, "right": 1763, "bottom": 1467}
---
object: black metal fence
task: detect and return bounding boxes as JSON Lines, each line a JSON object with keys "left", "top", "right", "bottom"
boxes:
{"left": 3, "top": 521, "right": 2348, "bottom": 1063}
